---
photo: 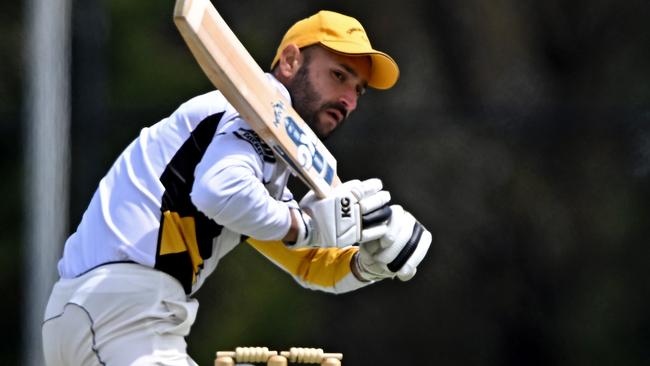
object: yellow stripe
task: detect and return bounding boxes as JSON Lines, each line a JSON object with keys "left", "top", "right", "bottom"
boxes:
{"left": 160, "top": 211, "right": 204, "bottom": 281}
{"left": 247, "top": 238, "right": 357, "bottom": 288}
{"left": 160, "top": 211, "right": 187, "bottom": 254}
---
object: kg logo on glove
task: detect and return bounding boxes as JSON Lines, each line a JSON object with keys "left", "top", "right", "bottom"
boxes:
{"left": 340, "top": 197, "right": 351, "bottom": 218}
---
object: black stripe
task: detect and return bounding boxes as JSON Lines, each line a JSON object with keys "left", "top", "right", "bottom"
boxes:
{"left": 387, "top": 222, "right": 424, "bottom": 272}
{"left": 156, "top": 113, "right": 225, "bottom": 293}
{"left": 361, "top": 205, "right": 392, "bottom": 227}
{"left": 160, "top": 113, "right": 223, "bottom": 214}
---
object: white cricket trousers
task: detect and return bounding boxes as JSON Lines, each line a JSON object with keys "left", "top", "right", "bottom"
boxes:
{"left": 42, "top": 263, "right": 199, "bottom": 366}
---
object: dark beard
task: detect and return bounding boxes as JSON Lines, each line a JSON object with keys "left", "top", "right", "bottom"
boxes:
{"left": 286, "top": 64, "right": 347, "bottom": 140}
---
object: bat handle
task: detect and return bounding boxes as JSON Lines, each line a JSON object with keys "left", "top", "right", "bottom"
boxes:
{"left": 332, "top": 175, "right": 342, "bottom": 187}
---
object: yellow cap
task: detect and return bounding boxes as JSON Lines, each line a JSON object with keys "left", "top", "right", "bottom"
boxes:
{"left": 271, "top": 10, "right": 399, "bottom": 90}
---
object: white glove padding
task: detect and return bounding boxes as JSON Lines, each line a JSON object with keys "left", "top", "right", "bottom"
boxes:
{"left": 355, "top": 205, "right": 432, "bottom": 281}
{"left": 293, "top": 178, "right": 392, "bottom": 248}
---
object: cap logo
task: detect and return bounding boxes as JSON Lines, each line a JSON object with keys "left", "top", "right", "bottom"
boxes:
{"left": 346, "top": 27, "right": 368, "bottom": 42}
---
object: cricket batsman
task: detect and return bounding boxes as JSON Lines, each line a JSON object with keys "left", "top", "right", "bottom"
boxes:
{"left": 42, "top": 10, "right": 432, "bottom": 366}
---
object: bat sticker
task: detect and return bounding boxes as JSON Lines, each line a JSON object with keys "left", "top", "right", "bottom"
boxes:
{"left": 272, "top": 101, "right": 335, "bottom": 184}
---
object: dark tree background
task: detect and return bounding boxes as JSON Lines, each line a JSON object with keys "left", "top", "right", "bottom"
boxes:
{"left": 2, "top": 1, "right": 649, "bottom": 365}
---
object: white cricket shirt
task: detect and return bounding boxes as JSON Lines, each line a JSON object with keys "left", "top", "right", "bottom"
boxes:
{"left": 58, "top": 75, "right": 369, "bottom": 295}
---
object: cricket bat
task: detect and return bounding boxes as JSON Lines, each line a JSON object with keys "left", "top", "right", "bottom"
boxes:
{"left": 173, "top": 0, "right": 340, "bottom": 198}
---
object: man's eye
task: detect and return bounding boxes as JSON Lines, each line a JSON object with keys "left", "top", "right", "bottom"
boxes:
{"left": 332, "top": 70, "right": 345, "bottom": 82}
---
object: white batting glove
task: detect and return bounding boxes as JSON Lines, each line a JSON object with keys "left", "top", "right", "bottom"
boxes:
{"left": 293, "top": 178, "right": 392, "bottom": 248}
{"left": 353, "top": 205, "right": 432, "bottom": 282}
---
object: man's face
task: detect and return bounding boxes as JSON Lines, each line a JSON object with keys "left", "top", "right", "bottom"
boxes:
{"left": 286, "top": 46, "right": 371, "bottom": 139}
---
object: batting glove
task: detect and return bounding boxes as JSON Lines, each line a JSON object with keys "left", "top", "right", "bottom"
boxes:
{"left": 293, "top": 178, "right": 392, "bottom": 248}
{"left": 353, "top": 205, "right": 432, "bottom": 281}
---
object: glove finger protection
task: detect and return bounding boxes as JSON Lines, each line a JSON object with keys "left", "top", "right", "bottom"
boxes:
{"left": 360, "top": 205, "right": 393, "bottom": 241}
{"left": 348, "top": 177, "right": 382, "bottom": 198}
{"left": 356, "top": 179, "right": 391, "bottom": 242}
{"left": 361, "top": 205, "right": 392, "bottom": 226}
{"left": 294, "top": 178, "right": 391, "bottom": 248}
{"left": 395, "top": 228, "right": 432, "bottom": 281}
{"left": 355, "top": 205, "right": 432, "bottom": 282}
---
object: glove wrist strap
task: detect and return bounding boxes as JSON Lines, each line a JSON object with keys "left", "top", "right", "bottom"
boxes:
{"left": 351, "top": 252, "right": 377, "bottom": 282}
{"left": 292, "top": 209, "right": 313, "bottom": 247}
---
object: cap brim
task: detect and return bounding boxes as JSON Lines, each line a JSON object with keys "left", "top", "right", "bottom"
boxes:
{"left": 367, "top": 53, "right": 399, "bottom": 90}
{"left": 320, "top": 40, "right": 399, "bottom": 90}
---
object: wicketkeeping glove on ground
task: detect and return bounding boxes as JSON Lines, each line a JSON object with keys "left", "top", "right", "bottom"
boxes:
{"left": 292, "top": 178, "right": 392, "bottom": 248}
{"left": 354, "top": 205, "right": 432, "bottom": 281}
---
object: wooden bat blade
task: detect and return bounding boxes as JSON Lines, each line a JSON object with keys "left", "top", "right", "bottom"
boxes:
{"left": 173, "top": 0, "right": 340, "bottom": 198}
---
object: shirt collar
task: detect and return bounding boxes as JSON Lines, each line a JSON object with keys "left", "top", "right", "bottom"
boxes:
{"left": 265, "top": 73, "right": 292, "bottom": 104}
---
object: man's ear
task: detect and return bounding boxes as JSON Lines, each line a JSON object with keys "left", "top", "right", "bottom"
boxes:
{"left": 277, "top": 44, "right": 303, "bottom": 79}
